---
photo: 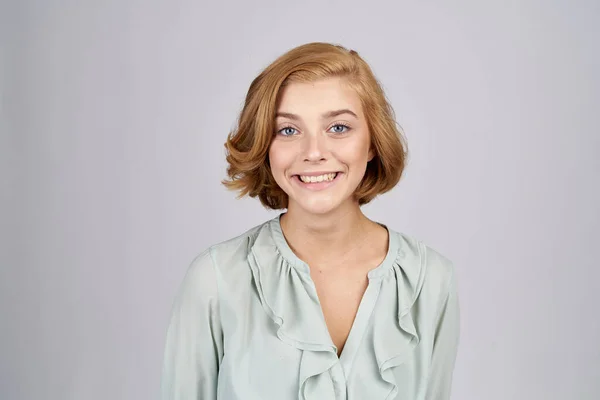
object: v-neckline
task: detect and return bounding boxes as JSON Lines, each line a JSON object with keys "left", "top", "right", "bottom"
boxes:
{"left": 269, "top": 213, "right": 399, "bottom": 374}
{"left": 335, "top": 276, "right": 384, "bottom": 375}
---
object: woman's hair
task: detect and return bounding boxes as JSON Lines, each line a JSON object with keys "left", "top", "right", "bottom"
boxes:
{"left": 222, "top": 42, "right": 408, "bottom": 210}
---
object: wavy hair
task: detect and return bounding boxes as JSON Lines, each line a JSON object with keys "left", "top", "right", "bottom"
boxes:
{"left": 222, "top": 42, "right": 408, "bottom": 209}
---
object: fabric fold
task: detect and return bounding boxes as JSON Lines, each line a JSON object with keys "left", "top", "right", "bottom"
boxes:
{"left": 247, "top": 216, "right": 428, "bottom": 399}
{"left": 298, "top": 349, "right": 341, "bottom": 399}
{"left": 372, "top": 235, "right": 427, "bottom": 399}
{"left": 247, "top": 222, "right": 341, "bottom": 398}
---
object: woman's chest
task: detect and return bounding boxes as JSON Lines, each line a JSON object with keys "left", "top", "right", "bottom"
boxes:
{"left": 216, "top": 289, "right": 433, "bottom": 400}
{"left": 310, "top": 269, "right": 369, "bottom": 355}
{"left": 217, "top": 338, "right": 427, "bottom": 400}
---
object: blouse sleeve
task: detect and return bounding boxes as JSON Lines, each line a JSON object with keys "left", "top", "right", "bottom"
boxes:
{"left": 161, "top": 248, "right": 224, "bottom": 400}
{"left": 425, "top": 267, "right": 460, "bottom": 400}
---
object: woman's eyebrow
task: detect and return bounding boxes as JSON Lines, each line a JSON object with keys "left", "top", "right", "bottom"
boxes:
{"left": 322, "top": 109, "right": 358, "bottom": 119}
{"left": 275, "top": 109, "right": 358, "bottom": 120}
{"left": 275, "top": 112, "right": 301, "bottom": 120}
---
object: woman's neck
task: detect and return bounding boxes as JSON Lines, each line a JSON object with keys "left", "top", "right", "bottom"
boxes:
{"left": 279, "top": 204, "right": 380, "bottom": 268}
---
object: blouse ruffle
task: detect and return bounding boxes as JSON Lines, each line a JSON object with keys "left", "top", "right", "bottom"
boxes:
{"left": 247, "top": 216, "right": 427, "bottom": 400}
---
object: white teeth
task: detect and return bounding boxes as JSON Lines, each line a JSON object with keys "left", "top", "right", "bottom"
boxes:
{"left": 299, "top": 173, "right": 337, "bottom": 183}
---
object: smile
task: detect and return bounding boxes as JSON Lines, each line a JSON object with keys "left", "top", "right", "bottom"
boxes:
{"left": 291, "top": 172, "right": 343, "bottom": 191}
{"left": 298, "top": 172, "right": 337, "bottom": 183}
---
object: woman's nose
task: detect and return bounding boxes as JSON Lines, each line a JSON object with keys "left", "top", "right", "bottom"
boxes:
{"left": 303, "top": 132, "right": 327, "bottom": 162}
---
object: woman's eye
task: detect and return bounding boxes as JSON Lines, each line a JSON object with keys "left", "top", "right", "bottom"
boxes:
{"left": 279, "top": 127, "right": 297, "bottom": 136}
{"left": 329, "top": 124, "right": 350, "bottom": 134}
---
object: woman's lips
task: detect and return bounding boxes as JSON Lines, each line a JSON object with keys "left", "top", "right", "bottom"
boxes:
{"left": 292, "top": 172, "right": 343, "bottom": 191}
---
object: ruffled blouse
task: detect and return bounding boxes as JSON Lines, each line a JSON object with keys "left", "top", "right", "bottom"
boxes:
{"left": 161, "top": 214, "right": 460, "bottom": 400}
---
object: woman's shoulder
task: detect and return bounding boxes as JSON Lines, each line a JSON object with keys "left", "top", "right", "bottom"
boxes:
{"left": 388, "top": 227, "right": 456, "bottom": 294}
{"left": 190, "top": 218, "right": 272, "bottom": 274}
{"left": 177, "top": 219, "right": 270, "bottom": 299}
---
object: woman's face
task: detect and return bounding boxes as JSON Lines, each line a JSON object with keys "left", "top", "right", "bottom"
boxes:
{"left": 269, "top": 76, "right": 374, "bottom": 216}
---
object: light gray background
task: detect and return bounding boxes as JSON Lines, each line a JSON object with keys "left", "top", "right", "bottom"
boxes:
{"left": 1, "top": 0, "right": 599, "bottom": 399}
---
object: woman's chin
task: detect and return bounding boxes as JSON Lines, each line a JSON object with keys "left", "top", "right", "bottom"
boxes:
{"left": 291, "top": 198, "right": 347, "bottom": 216}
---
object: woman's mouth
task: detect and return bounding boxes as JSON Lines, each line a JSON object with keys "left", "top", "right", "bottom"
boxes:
{"left": 292, "top": 172, "right": 342, "bottom": 191}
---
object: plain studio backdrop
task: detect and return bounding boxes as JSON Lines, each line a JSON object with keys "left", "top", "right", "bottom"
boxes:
{"left": 1, "top": 0, "right": 599, "bottom": 399}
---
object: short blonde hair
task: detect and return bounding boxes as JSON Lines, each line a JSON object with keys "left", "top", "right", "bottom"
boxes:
{"left": 222, "top": 42, "right": 408, "bottom": 210}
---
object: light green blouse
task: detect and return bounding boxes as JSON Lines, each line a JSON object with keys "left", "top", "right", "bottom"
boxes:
{"left": 161, "top": 214, "right": 460, "bottom": 400}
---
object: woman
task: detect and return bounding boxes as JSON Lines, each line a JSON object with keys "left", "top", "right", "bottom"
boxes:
{"left": 161, "top": 42, "right": 460, "bottom": 400}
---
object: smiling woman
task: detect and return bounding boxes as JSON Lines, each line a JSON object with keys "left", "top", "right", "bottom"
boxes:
{"left": 269, "top": 78, "right": 375, "bottom": 215}
{"left": 221, "top": 42, "right": 406, "bottom": 210}
{"left": 161, "top": 42, "right": 460, "bottom": 400}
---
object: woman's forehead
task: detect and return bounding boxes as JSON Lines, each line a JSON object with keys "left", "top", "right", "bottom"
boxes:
{"left": 276, "top": 77, "right": 363, "bottom": 118}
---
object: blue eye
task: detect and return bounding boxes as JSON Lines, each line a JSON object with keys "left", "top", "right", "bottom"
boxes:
{"left": 329, "top": 124, "right": 350, "bottom": 134}
{"left": 278, "top": 126, "right": 297, "bottom": 136}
